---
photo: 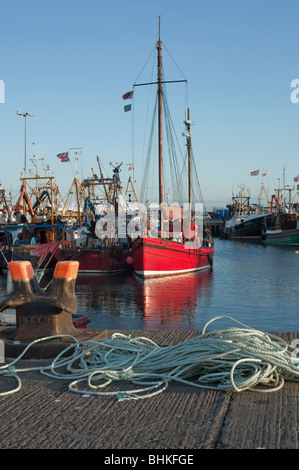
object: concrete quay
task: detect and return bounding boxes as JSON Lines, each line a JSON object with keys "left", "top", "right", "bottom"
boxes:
{"left": 0, "top": 328, "right": 298, "bottom": 450}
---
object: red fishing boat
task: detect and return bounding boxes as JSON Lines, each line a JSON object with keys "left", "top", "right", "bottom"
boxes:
{"left": 72, "top": 245, "right": 129, "bottom": 274}
{"left": 132, "top": 236, "right": 213, "bottom": 278}
{"left": 60, "top": 159, "right": 133, "bottom": 275}
{"left": 131, "top": 20, "right": 214, "bottom": 278}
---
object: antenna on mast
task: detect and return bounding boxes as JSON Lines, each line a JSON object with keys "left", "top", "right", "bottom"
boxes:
{"left": 158, "top": 15, "right": 161, "bottom": 41}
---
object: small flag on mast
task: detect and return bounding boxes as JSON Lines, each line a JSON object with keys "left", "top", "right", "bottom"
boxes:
{"left": 250, "top": 170, "right": 259, "bottom": 176}
{"left": 57, "top": 152, "right": 70, "bottom": 162}
{"left": 122, "top": 90, "right": 134, "bottom": 100}
{"left": 124, "top": 104, "right": 131, "bottom": 112}
{"left": 294, "top": 175, "right": 299, "bottom": 182}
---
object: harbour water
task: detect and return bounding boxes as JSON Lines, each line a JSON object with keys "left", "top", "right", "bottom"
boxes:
{"left": 0, "top": 238, "right": 298, "bottom": 333}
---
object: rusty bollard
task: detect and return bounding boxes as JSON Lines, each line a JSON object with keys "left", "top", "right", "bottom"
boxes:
{"left": 0, "top": 260, "right": 108, "bottom": 358}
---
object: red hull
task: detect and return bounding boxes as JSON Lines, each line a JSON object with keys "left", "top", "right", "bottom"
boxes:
{"left": 72, "top": 314, "right": 90, "bottom": 329}
{"left": 72, "top": 248, "right": 129, "bottom": 274}
{"left": 132, "top": 237, "right": 214, "bottom": 278}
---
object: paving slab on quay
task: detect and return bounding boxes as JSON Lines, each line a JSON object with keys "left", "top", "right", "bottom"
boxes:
{"left": 0, "top": 329, "right": 298, "bottom": 451}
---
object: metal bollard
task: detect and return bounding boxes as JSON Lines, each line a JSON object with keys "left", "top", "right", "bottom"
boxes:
{"left": 0, "top": 260, "right": 80, "bottom": 340}
{"left": 0, "top": 260, "right": 108, "bottom": 358}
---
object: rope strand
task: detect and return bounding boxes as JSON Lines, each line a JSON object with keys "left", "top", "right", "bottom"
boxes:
{"left": 1, "top": 317, "right": 299, "bottom": 400}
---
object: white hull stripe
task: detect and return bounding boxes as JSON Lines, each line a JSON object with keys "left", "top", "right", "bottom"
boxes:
{"left": 135, "top": 265, "right": 211, "bottom": 277}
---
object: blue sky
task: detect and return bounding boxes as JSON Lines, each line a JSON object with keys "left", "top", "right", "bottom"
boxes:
{"left": 0, "top": 0, "right": 298, "bottom": 210}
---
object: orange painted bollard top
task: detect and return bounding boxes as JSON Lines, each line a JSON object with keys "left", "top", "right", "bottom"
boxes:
{"left": 54, "top": 261, "right": 79, "bottom": 279}
{"left": 8, "top": 261, "right": 35, "bottom": 281}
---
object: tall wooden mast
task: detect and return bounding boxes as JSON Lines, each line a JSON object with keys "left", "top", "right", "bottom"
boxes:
{"left": 157, "top": 16, "right": 163, "bottom": 205}
{"left": 185, "top": 108, "right": 192, "bottom": 205}
{"left": 133, "top": 17, "right": 187, "bottom": 206}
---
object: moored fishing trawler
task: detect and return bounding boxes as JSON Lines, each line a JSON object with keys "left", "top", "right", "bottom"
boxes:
{"left": 224, "top": 169, "right": 299, "bottom": 242}
{"left": 0, "top": 174, "right": 66, "bottom": 272}
{"left": 262, "top": 223, "right": 299, "bottom": 246}
{"left": 223, "top": 185, "right": 276, "bottom": 241}
{"left": 130, "top": 19, "right": 214, "bottom": 278}
{"left": 62, "top": 158, "right": 134, "bottom": 274}
{"left": 262, "top": 196, "right": 299, "bottom": 246}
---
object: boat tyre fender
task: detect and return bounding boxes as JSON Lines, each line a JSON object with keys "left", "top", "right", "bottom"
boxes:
{"left": 208, "top": 254, "right": 213, "bottom": 266}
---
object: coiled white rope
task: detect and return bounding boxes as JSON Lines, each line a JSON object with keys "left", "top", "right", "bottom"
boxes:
{"left": 1, "top": 316, "right": 299, "bottom": 400}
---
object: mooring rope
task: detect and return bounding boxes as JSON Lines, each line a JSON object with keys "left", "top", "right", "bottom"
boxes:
{"left": 1, "top": 316, "right": 299, "bottom": 400}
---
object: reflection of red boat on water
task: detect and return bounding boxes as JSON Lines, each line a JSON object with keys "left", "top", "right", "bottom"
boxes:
{"left": 135, "top": 270, "right": 213, "bottom": 329}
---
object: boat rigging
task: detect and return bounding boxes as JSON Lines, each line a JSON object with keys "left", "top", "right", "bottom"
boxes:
{"left": 130, "top": 19, "right": 214, "bottom": 278}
